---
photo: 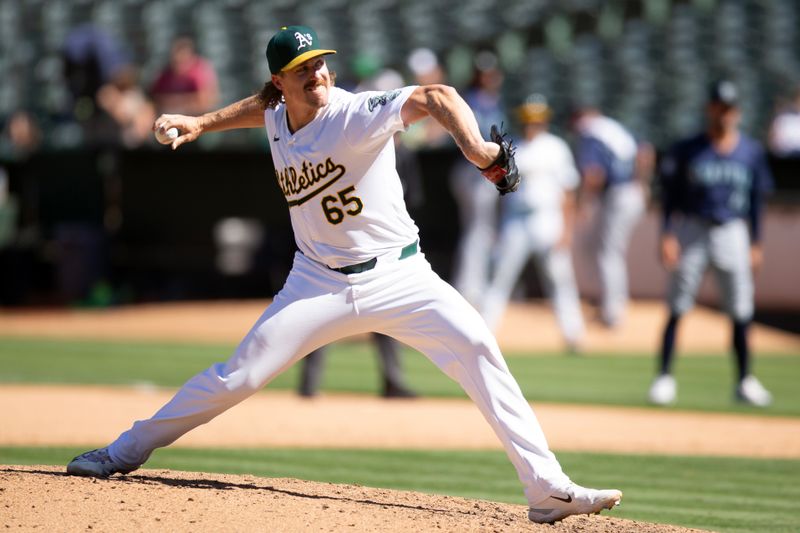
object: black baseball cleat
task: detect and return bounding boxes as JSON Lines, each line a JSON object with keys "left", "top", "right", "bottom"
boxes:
{"left": 66, "top": 447, "right": 138, "bottom": 478}
{"left": 528, "top": 483, "right": 622, "bottom": 524}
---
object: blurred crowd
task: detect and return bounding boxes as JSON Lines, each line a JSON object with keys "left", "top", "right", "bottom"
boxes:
{"left": 1, "top": 25, "right": 219, "bottom": 160}
{"left": 2, "top": 19, "right": 800, "bottom": 157}
{"left": 0, "top": 22, "right": 797, "bottom": 311}
{"left": 0, "top": 25, "right": 224, "bottom": 307}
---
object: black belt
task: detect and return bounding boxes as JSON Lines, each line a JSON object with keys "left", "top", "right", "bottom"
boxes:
{"left": 330, "top": 241, "right": 418, "bottom": 275}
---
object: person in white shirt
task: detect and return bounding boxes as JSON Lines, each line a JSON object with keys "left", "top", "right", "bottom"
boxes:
{"left": 768, "top": 85, "right": 800, "bottom": 157}
{"left": 481, "top": 95, "right": 585, "bottom": 352}
{"left": 65, "top": 25, "right": 621, "bottom": 524}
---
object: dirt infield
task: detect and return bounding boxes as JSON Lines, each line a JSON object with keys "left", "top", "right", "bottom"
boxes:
{"left": 0, "top": 299, "right": 797, "bottom": 353}
{"left": 0, "top": 466, "right": 705, "bottom": 533}
{"left": 3, "top": 385, "right": 800, "bottom": 458}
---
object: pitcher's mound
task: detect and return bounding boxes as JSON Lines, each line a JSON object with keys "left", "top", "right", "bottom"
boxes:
{"left": 3, "top": 465, "right": 703, "bottom": 532}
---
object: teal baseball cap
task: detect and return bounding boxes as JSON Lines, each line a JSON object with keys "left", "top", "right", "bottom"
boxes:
{"left": 266, "top": 25, "right": 336, "bottom": 74}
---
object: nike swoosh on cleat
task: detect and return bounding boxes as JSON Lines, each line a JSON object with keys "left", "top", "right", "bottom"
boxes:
{"left": 550, "top": 494, "right": 573, "bottom": 503}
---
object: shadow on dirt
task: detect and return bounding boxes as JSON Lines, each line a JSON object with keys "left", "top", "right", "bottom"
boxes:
{"left": 2, "top": 467, "right": 471, "bottom": 516}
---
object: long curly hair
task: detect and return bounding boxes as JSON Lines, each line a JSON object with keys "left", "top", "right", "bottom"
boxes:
{"left": 256, "top": 71, "right": 337, "bottom": 109}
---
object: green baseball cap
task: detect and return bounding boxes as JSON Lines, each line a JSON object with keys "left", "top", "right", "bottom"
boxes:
{"left": 266, "top": 25, "right": 337, "bottom": 74}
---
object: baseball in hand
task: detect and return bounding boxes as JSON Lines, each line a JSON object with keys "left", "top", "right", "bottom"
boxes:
{"left": 155, "top": 127, "right": 179, "bottom": 145}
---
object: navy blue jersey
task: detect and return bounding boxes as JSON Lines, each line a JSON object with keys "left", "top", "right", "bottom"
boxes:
{"left": 659, "top": 133, "right": 773, "bottom": 241}
{"left": 575, "top": 119, "right": 638, "bottom": 189}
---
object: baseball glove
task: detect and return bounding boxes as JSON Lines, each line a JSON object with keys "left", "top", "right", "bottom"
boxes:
{"left": 479, "top": 124, "right": 520, "bottom": 195}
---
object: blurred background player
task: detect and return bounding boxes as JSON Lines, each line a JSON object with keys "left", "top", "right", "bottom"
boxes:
{"left": 649, "top": 80, "right": 773, "bottom": 407}
{"left": 768, "top": 83, "right": 800, "bottom": 158}
{"left": 449, "top": 51, "right": 507, "bottom": 306}
{"left": 572, "top": 105, "right": 653, "bottom": 328}
{"left": 150, "top": 35, "right": 219, "bottom": 115}
{"left": 481, "top": 94, "right": 585, "bottom": 353}
{"left": 298, "top": 333, "right": 416, "bottom": 398}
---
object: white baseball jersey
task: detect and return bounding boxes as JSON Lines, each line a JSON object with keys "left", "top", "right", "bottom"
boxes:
{"left": 482, "top": 131, "right": 585, "bottom": 346}
{"left": 265, "top": 86, "right": 419, "bottom": 268}
{"left": 769, "top": 109, "right": 800, "bottom": 156}
{"left": 505, "top": 131, "right": 579, "bottom": 248}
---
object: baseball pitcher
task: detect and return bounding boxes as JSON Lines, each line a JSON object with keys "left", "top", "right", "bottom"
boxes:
{"left": 66, "top": 26, "right": 621, "bottom": 524}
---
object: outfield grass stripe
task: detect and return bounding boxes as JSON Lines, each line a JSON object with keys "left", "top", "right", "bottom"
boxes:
{"left": 635, "top": 493, "right": 795, "bottom": 514}
{"left": 633, "top": 476, "right": 791, "bottom": 496}
{"left": 2, "top": 337, "right": 799, "bottom": 416}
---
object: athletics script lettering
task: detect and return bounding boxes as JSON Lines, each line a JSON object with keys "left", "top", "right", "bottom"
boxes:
{"left": 276, "top": 157, "right": 347, "bottom": 207}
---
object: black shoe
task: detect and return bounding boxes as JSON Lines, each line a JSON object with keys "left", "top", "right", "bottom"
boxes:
{"left": 382, "top": 384, "right": 417, "bottom": 398}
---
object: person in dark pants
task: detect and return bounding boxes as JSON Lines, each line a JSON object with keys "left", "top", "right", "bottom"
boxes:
{"left": 299, "top": 333, "right": 416, "bottom": 398}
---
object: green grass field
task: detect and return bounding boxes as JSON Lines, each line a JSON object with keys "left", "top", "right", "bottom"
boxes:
{"left": 2, "top": 336, "right": 799, "bottom": 532}
{"left": 1, "top": 337, "right": 798, "bottom": 415}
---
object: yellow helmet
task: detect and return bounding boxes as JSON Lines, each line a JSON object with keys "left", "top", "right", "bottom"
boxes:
{"left": 516, "top": 93, "right": 551, "bottom": 124}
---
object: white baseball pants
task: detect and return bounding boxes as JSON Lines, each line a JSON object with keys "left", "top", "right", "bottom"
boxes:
{"left": 449, "top": 161, "right": 498, "bottom": 306}
{"left": 482, "top": 216, "right": 585, "bottom": 346}
{"left": 668, "top": 217, "right": 754, "bottom": 321}
{"left": 594, "top": 181, "right": 645, "bottom": 326}
{"left": 108, "top": 250, "right": 570, "bottom": 505}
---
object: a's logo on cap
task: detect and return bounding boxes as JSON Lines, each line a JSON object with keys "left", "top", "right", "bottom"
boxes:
{"left": 267, "top": 25, "right": 335, "bottom": 74}
{"left": 294, "top": 32, "right": 313, "bottom": 50}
